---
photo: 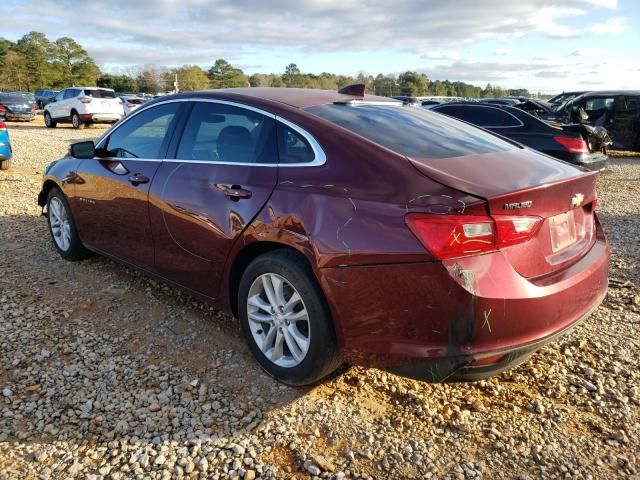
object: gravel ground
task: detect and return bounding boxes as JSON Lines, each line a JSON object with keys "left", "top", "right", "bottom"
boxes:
{"left": 1, "top": 119, "right": 639, "bottom": 480}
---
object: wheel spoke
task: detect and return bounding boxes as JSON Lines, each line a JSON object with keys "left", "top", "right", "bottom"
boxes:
{"left": 271, "top": 275, "right": 286, "bottom": 306}
{"left": 284, "top": 291, "right": 301, "bottom": 313}
{"left": 248, "top": 311, "right": 273, "bottom": 324}
{"left": 261, "top": 275, "right": 279, "bottom": 309}
{"left": 283, "top": 327, "right": 306, "bottom": 363}
{"left": 260, "top": 326, "right": 277, "bottom": 354}
{"left": 270, "top": 329, "right": 285, "bottom": 362}
{"left": 285, "top": 307, "right": 309, "bottom": 322}
{"left": 248, "top": 294, "right": 272, "bottom": 313}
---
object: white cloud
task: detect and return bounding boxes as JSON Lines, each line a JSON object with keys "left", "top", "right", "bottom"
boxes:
{"left": 590, "top": 17, "right": 628, "bottom": 34}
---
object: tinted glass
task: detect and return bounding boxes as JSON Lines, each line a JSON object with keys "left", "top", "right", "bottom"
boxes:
{"left": 307, "top": 104, "right": 512, "bottom": 158}
{"left": 0, "top": 94, "right": 28, "bottom": 104}
{"left": 584, "top": 97, "right": 615, "bottom": 111}
{"left": 444, "top": 105, "right": 517, "bottom": 127}
{"left": 105, "top": 103, "right": 180, "bottom": 158}
{"left": 177, "top": 102, "right": 277, "bottom": 164}
{"left": 621, "top": 96, "right": 639, "bottom": 115}
{"left": 63, "top": 89, "right": 76, "bottom": 100}
{"left": 277, "top": 123, "right": 315, "bottom": 164}
{"left": 84, "top": 89, "right": 117, "bottom": 99}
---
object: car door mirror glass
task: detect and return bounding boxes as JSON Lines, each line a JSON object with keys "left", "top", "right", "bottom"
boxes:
{"left": 70, "top": 141, "right": 95, "bottom": 159}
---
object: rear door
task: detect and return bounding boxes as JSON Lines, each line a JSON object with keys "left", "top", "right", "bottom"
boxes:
{"left": 610, "top": 95, "right": 640, "bottom": 150}
{"left": 73, "top": 102, "right": 185, "bottom": 268}
{"left": 149, "top": 100, "right": 279, "bottom": 298}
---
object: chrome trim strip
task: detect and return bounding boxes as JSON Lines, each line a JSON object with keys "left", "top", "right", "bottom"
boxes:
{"left": 95, "top": 97, "right": 327, "bottom": 168}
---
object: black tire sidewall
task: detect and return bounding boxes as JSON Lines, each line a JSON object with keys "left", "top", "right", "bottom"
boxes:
{"left": 44, "top": 112, "right": 55, "bottom": 128}
{"left": 46, "top": 187, "right": 86, "bottom": 260}
{"left": 238, "top": 251, "right": 339, "bottom": 385}
{"left": 72, "top": 112, "right": 80, "bottom": 129}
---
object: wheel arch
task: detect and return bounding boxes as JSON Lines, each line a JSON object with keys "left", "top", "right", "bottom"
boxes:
{"left": 38, "top": 179, "right": 63, "bottom": 207}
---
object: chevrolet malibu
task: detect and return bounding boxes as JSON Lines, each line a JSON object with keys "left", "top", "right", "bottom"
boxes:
{"left": 38, "top": 86, "right": 609, "bottom": 385}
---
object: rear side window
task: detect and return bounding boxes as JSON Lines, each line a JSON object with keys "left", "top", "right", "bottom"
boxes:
{"left": 84, "top": 89, "right": 117, "bottom": 99}
{"left": 437, "top": 105, "right": 521, "bottom": 128}
{"left": 277, "top": 122, "right": 315, "bottom": 164}
{"left": 104, "top": 103, "right": 180, "bottom": 158}
{"left": 177, "top": 102, "right": 278, "bottom": 164}
{"left": 63, "top": 89, "right": 77, "bottom": 100}
{"left": 306, "top": 104, "right": 513, "bottom": 158}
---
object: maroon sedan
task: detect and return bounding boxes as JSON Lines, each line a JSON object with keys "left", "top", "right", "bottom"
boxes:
{"left": 38, "top": 86, "right": 609, "bottom": 385}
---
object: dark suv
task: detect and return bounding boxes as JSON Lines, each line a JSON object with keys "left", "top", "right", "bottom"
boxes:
{"left": 35, "top": 89, "right": 60, "bottom": 109}
{"left": 557, "top": 91, "right": 640, "bottom": 150}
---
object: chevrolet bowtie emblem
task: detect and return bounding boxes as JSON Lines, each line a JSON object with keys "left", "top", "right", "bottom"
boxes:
{"left": 571, "top": 193, "right": 584, "bottom": 208}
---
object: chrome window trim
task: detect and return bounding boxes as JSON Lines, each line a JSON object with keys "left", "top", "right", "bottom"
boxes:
{"left": 95, "top": 97, "right": 326, "bottom": 168}
{"left": 433, "top": 104, "right": 524, "bottom": 129}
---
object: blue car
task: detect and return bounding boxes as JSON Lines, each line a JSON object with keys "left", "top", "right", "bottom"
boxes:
{"left": 0, "top": 121, "right": 12, "bottom": 170}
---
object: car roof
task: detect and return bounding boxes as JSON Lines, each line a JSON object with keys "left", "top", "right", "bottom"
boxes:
{"left": 579, "top": 90, "right": 640, "bottom": 97}
{"left": 173, "top": 87, "right": 398, "bottom": 109}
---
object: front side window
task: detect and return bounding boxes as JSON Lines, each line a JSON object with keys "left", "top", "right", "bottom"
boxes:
{"left": 54, "top": 90, "right": 65, "bottom": 102}
{"left": 104, "top": 103, "right": 180, "bottom": 158}
{"left": 177, "top": 102, "right": 277, "bottom": 164}
{"left": 307, "top": 104, "right": 513, "bottom": 158}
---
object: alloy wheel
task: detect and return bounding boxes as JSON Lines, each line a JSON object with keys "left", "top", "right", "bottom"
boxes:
{"left": 247, "top": 273, "right": 311, "bottom": 368}
{"left": 49, "top": 197, "right": 71, "bottom": 251}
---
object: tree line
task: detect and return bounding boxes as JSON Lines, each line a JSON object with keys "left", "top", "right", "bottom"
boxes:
{"left": 1, "top": 31, "right": 531, "bottom": 99}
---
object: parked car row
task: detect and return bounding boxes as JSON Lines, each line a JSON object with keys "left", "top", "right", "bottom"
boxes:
{"left": 37, "top": 85, "right": 609, "bottom": 385}
{"left": 431, "top": 102, "right": 608, "bottom": 171}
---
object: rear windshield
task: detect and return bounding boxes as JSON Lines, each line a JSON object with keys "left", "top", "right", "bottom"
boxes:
{"left": 306, "top": 104, "right": 513, "bottom": 158}
{"left": 84, "top": 89, "right": 116, "bottom": 99}
{"left": 0, "top": 94, "right": 28, "bottom": 104}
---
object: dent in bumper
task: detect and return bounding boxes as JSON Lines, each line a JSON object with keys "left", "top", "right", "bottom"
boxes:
{"left": 320, "top": 219, "right": 609, "bottom": 380}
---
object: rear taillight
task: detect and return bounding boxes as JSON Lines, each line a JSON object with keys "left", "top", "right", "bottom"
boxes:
{"left": 0, "top": 122, "right": 6, "bottom": 130}
{"left": 406, "top": 214, "right": 542, "bottom": 260}
{"left": 31, "top": 104, "right": 36, "bottom": 112}
{"left": 80, "top": 97, "right": 92, "bottom": 104}
{"left": 554, "top": 135, "right": 589, "bottom": 154}
{"left": 0, "top": 105, "right": 6, "bottom": 112}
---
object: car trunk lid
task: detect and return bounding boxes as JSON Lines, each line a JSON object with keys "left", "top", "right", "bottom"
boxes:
{"left": 409, "top": 148, "right": 599, "bottom": 278}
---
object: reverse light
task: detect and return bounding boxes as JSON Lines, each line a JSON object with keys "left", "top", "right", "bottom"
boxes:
{"left": 406, "top": 214, "right": 542, "bottom": 260}
{"left": 554, "top": 135, "right": 589, "bottom": 154}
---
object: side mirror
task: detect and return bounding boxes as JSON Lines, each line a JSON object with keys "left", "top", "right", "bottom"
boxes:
{"left": 70, "top": 141, "right": 95, "bottom": 159}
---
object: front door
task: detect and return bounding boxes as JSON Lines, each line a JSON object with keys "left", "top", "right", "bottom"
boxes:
{"left": 610, "top": 95, "right": 640, "bottom": 150}
{"left": 73, "top": 102, "right": 185, "bottom": 268}
{"left": 149, "top": 100, "right": 279, "bottom": 298}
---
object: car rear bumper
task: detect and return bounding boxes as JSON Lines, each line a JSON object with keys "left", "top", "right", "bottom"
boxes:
{"left": 320, "top": 215, "right": 609, "bottom": 382}
{"left": 81, "top": 113, "right": 122, "bottom": 123}
{"left": 573, "top": 152, "right": 608, "bottom": 171}
{"left": 2, "top": 113, "right": 35, "bottom": 121}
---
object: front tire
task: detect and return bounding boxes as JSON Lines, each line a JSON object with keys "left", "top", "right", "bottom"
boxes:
{"left": 238, "top": 250, "right": 342, "bottom": 385}
{"left": 44, "top": 112, "right": 56, "bottom": 128}
{"left": 46, "top": 187, "right": 89, "bottom": 260}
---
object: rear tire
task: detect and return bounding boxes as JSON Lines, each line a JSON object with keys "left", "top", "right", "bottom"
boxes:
{"left": 44, "top": 112, "right": 56, "bottom": 128}
{"left": 0, "top": 160, "right": 10, "bottom": 170}
{"left": 46, "top": 187, "right": 90, "bottom": 261}
{"left": 71, "top": 111, "right": 84, "bottom": 130}
{"left": 238, "top": 250, "right": 342, "bottom": 385}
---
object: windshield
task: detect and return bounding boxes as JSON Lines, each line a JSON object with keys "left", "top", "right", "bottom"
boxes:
{"left": 306, "top": 104, "right": 514, "bottom": 158}
{"left": 84, "top": 89, "right": 117, "bottom": 99}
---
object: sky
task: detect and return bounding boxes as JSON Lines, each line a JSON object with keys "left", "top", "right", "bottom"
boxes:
{"left": 4, "top": 0, "right": 640, "bottom": 93}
